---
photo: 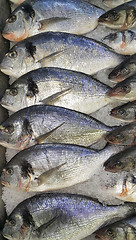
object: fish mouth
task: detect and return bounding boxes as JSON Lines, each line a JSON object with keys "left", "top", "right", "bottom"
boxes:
{"left": 107, "top": 87, "right": 125, "bottom": 97}
{"left": 2, "top": 29, "right": 29, "bottom": 42}
{"left": 108, "top": 73, "right": 125, "bottom": 82}
{"left": 0, "top": 65, "right": 13, "bottom": 76}
{"left": 1, "top": 180, "right": 10, "bottom": 187}
{"left": 105, "top": 135, "right": 120, "bottom": 144}
{"left": 2, "top": 232, "right": 13, "bottom": 240}
{"left": 0, "top": 102, "right": 15, "bottom": 112}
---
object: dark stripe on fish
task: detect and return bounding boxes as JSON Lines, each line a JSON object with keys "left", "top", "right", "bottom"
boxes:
{"left": 22, "top": 3, "right": 35, "bottom": 20}
{"left": 25, "top": 42, "right": 36, "bottom": 60}
{"left": 21, "top": 160, "right": 34, "bottom": 179}
{"left": 26, "top": 78, "right": 39, "bottom": 98}
{"left": 22, "top": 208, "right": 35, "bottom": 227}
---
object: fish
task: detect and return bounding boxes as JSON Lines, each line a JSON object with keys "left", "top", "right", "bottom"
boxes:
{"left": 0, "top": 105, "right": 113, "bottom": 150}
{"left": 103, "top": 0, "right": 133, "bottom": 8}
{"left": 0, "top": 32, "right": 125, "bottom": 78}
{"left": 104, "top": 146, "right": 136, "bottom": 173}
{"left": 2, "top": 193, "right": 136, "bottom": 240}
{"left": 0, "top": 67, "right": 114, "bottom": 114}
{"left": 96, "top": 216, "right": 136, "bottom": 240}
{"left": 102, "top": 30, "right": 136, "bottom": 55}
{"left": 2, "top": 0, "right": 105, "bottom": 42}
{"left": 105, "top": 122, "right": 136, "bottom": 146}
{"left": 108, "top": 54, "right": 136, "bottom": 82}
{"left": 107, "top": 75, "right": 136, "bottom": 101}
{"left": 0, "top": 143, "right": 120, "bottom": 192}
{"left": 110, "top": 101, "right": 136, "bottom": 122}
{"left": 99, "top": 0, "right": 136, "bottom": 30}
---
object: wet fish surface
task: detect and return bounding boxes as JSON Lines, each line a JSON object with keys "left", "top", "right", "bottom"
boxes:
{"left": 0, "top": 143, "right": 120, "bottom": 192}
{"left": 103, "top": 0, "right": 133, "bottom": 8}
{"left": 110, "top": 101, "right": 136, "bottom": 122}
{"left": 104, "top": 145, "right": 136, "bottom": 173}
{"left": 0, "top": 32, "right": 125, "bottom": 78}
{"left": 0, "top": 105, "right": 113, "bottom": 150}
{"left": 96, "top": 215, "right": 136, "bottom": 240}
{"left": 0, "top": 67, "right": 113, "bottom": 114}
{"left": 2, "top": 0, "right": 105, "bottom": 42}
{"left": 105, "top": 122, "right": 136, "bottom": 146}
{"left": 108, "top": 54, "right": 136, "bottom": 82}
{"left": 102, "top": 30, "right": 136, "bottom": 55}
{"left": 99, "top": 0, "right": 136, "bottom": 29}
{"left": 107, "top": 75, "right": 136, "bottom": 101}
{"left": 3, "top": 193, "right": 136, "bottom": 240}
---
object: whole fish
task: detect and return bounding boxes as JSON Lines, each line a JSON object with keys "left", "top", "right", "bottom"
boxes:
{"left": 103, "top": 0, "right": 133, "bottom": 8}
{"left": 108, "top": 54, "right": 136, "bottom": 82}
{"left": 0, "top": 67, "right": 113, "bottom": 113}
{"left": 99, "top": 0, "right": 136, "bottom": 30}
{"left": 2, "top": 0, "right": 105, "bottom": 42}
{"left": 0, "top": 143, "right": 119, "bottom": 192}
{"left": 0, "top": 105, "right": 113, "bottom": 150}
{"left": 105, "top": 122, "right": 136, "bottom": 146}
{"left": 104, "top": 146, "right": 136, "bottom": 173}
{"left": 2, "top": 193, "right": 136, "bottom": 240}
{"left": 107, "top": 75, "right": 136, "bottom": 101}
{"left": 0, "top": 32, "right": 125, "bottom": 78}
{"left": 102, "top": 30, "right": 136, "bottom": 55}
{"left": 110, "top": 101, "right": 136, "bottom": 122}
{"left": 96, "top": 216, "right": 136, "bottom": 240}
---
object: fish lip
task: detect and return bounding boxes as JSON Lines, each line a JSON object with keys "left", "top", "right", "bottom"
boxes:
{"left": 1, "top": 180, "right": 10, "bottom": 187}
{"left": 0, "top": 65, "right": 13, "bottom": 75}
{"left": 2, "top": 232, "right": 13, "bottom": 240}
{"left": 95, "top": 234, "right": 104, "bottom": 240}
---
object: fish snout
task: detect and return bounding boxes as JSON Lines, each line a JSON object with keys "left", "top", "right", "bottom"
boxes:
{"left": 107, "top": 87, "right": 123, "bottom": 97}
{"left": 105, "top": 134, "right": 119, "bottom": 144}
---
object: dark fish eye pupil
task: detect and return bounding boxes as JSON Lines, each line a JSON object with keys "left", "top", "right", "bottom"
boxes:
{"left": 8, "top": 51, "right": 17, "bottom": 58}
{"left": 10, "top": 219, "right": 16, "bottom": 225}
{"left": 7, "top": 168, "right": 13, "bottom": 175}
{"left": 107, "top": 228, "right": 113, "bottom": 235}
{"left": 8, "top": 15, "right": 16, "bottom": 23}
{"left": 9, "top": 88, "right": 18, "bottom": 96}
{"left": 115, "top": 161, "right": 122, "bottom": 167}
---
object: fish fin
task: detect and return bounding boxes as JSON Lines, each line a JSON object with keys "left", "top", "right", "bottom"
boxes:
{"left": 37, "top": 50, "right": 65, "bottom": 65}
{"left": 41, "top": 88, "right": 72, "bottom": 105}
{"left": 34, "top": 215, "right": 60, "bottom": 238}
{"left": 35, "top": 122, "right": 65, "bottom": 144}
{"left": 36, "top": 162, "right": 66, "bottom": 186}
{"left": 39, "top": 17, "right": 70, "bottom": 31}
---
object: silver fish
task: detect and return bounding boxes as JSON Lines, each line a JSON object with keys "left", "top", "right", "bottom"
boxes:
{"left": 99, "top": 0, "right": 136, "bottom": 30}
{"left": 2, "top": 0, "right": 105, "bottom": 42}
{"left": 3, "top": 193, "right": 136, "bottom": 240}
{"left": 0, "top": 143, "right": 119, "bottom": 192}
{"left": 102, "top": 30, "right": 136, "bottom": 55}
{"left": 96, "top": 216, "right": 136, "bottom": 240}
{"left": 0, "top": 67, "right": 113, "bottom": 114}
{"left": 103, "top": 0, "right": 133, "bottom": 8}
{"left": 0, "top": 105, "right": 113, "bottom": 150}
{"left": 0, "top": 32, "right": 125, "bottom": 78}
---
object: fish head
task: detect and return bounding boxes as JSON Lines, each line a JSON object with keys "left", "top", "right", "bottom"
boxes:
{"left": 98, "top": 7, "right": 126, "bottom": 29}
{"left": 3, "top": 209, "right": 33, "bottom": 240}
{"left": 110, "top": 103, "right": 136, "bottom": 122}
{"left": 109, "top": 59, "right": 136, "bottom": 82}
{"left": 1, "top": 81, "right": 28, "bottom": 112}
{"left": 2, "top": 3, "right": 36, "bottom": 42}
{"left": 1, "top": 163, "right": 21, "bottom": 189}
{"left": 119, "top": 174, "right": 136, "bottom": 202}
{"left": 96, "top": 223, "right": 126, "bottom": 240}
{"left": 105, "top": 123, "right": 136, "bottom": 145}
{"left": 107, "top": 77, "right": 136, "bottom": 101}
{"left": 0, "top": 43, "right": 34, "bottom": 77}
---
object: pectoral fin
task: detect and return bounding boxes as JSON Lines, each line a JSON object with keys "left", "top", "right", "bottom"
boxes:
{"left": 36, "top": 162, "right": 66, "bottom": 186}
{"left": 41, "top": 88, "right": 72, "bottom": 105}
{"left": 37, "top": 50, "right": 65, "bottom": 65}
{"left": 39, "top": 17, "right": 70, "bottom": 31}
{"left": 35, "top": 122, "right": 65, "bottom": 144}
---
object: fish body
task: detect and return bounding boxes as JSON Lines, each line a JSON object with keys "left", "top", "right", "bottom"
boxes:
{"left": 103, "top": 0, "right": 133, "bottom": 8}
{"left": 3, "top": 193, "right": 136, "bottom": 240}
{"left": 0, "top": 105, "right": 113, "bottom": 150}
{"left": 107, "top": 75, "right": 136, "bottom": 101}
{"left": 0, "top": 67, "right": 113, "bottom": 114}
{"left": 0, "top": 143, "right": 119, "bottom": 192}
{"left": 110, "top": 101, "right": 136, "bottom": 122}
{"left": 99, "top": 0, "right": 136, "bottom": 30}
{"left": 0, "top": 32, "right": 125, "bottom": 78}
{"left": 109, "top": 54, "right": 136, "bottom": 82}
{"left": 3, "top": 0, "right": 105, "bottom": 42}
{"left": 105, "top": 122, "right": 136, "bottom": 146}
{"left": 96, "top": 216, "right": 136, "bottom": 240}
{"left": 102, "top": 30, "right": 136, "bottom": 55}
{"left": 104, "top": 146, "right": 136, "bottom": 173}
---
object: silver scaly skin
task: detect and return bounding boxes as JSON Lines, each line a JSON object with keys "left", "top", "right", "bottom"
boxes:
{"left": 3, "top": 193, "right": 136, "bottom": 240}
{"left": 2, "top": 0, "right": 105, "bottom": 42}
{"left": 103, "top": 0, "right": 133, "bottom": 8}
{"left": 0, "top": 105, "right": 113, "bottom": 150}
{"left": 0, "top": 67, "right": 113, "bottom": 114}
{"left": 0, "top": 32, "right": 125, "bottom": 78}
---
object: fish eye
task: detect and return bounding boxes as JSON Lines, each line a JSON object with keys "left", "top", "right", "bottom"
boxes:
{"left": 121, "top": 67, "right": 129, "bottom": 76}
{"left": 7, "top": 15, "right": 16, "bottom": 23}
{"left": 4, "top": 125, "right": 14, "bottom": 134}
{"left": 115, "top": 161, "right": 122, "bottom": 167}
{"left": 9, "top": 219, "right": 16, "bottom": 226}
{"left": 130, "top": 175, "right": 136, "bottom": 184}
{"left": 8, "top": 51, "right": 17, "bottom": 58}
{"left": 106, "top": 228, "right": 114, "bottom": 236}
{"left": 121, "top": 85, "right": 131, "bottom": 93}
{"left": 9, "top": 88, "right": 18, "bottom": 96}
{"left": 118, "top": 109, "right": 127, "bottom": 116}
{"left": 112, "top": 11, "right": 119, "bottom": 21}
{"left": 6, "top": 168, "right": 14, "bottom": 175}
